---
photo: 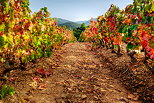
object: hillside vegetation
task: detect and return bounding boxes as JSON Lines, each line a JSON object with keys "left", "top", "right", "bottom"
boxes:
{"left": 59, "top": 21, "right": 81, "bottom": 30}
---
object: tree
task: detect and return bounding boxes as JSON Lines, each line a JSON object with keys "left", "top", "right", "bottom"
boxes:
{"left": 73, "top": 23, "right": 87, "bottom": 41}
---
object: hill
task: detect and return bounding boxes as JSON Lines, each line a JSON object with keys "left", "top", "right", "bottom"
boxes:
{"left": 56, "top": 18, "right": 97, "bottom": 29}
{"left": 76, "top": 18, "right": 97, "bottom": 25}
{"left": 59, "top": 21, "right": 81, "bottom": 30}
{"left": 57, "top": 18, "right": 71, "bottom": 25}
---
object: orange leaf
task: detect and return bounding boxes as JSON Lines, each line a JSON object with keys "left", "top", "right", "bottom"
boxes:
{"left": 113, "top": 35, "right": 123, "bottom": 46}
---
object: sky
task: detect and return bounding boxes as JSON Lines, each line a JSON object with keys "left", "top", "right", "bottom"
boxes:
{"left": 29, "top": 0, "right": 134, "bottom": 22}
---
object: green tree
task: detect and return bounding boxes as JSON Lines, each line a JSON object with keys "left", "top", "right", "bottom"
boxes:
{"left": 73, "top": 23, "right": 86, "bottom": 41}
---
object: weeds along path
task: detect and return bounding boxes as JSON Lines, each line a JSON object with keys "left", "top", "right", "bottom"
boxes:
{"left": 3, "top": 42, "right": 141, "bottom": 103}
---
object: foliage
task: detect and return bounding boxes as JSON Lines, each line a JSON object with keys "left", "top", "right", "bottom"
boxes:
{"left": 80, "top": 19, "right": 99, "bottom": 42}
{"left": 73, "top": 23, "right": 87, "bottom": 41}
{"left": 0, "top": 0, "right": 76, "bottom": 71}
{"left": 81, "top": 0, "right": 154, "bottom": 68}
{"left": 0, "top": 84, "right": 15, "bottom": 99}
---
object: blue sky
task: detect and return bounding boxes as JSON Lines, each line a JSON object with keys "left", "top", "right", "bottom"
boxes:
{"left": 29, "top": 0, "right": 134, "bottom": 21}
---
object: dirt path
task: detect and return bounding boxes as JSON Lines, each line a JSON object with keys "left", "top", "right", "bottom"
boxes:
{"left": 3, "top": 42, "right": 142, "bottom": 103}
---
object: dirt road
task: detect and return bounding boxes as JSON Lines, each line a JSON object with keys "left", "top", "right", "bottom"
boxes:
{"left": 2, "top": 42, "right": 144, "bottom": 103}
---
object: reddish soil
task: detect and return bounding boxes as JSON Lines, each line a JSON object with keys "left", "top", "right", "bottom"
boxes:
{"left": 1, "top": 42, "right": 153, "bottom": 103}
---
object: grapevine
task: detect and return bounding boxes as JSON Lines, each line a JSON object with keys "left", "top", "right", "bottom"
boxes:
{"left": 0, "top": 0, "right": 76, "bottom": 72}
{"left": 81, "top": 0, "right": 154, "bottom": 71}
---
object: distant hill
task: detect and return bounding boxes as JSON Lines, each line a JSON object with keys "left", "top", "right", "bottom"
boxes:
{"left": 76, "top": 18, "right": 97, "bottom": 25}
{"left": 57, "top": 18, "right": 71, "bottom": 25}
{"left": 56, "top": 18, "right": 97, "bottom": 29}
{"left": 76, "top": 21, "right": 87, "bottom": 25}
{"left": 59, "top": 21, "right": 81, "bottom": 30}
